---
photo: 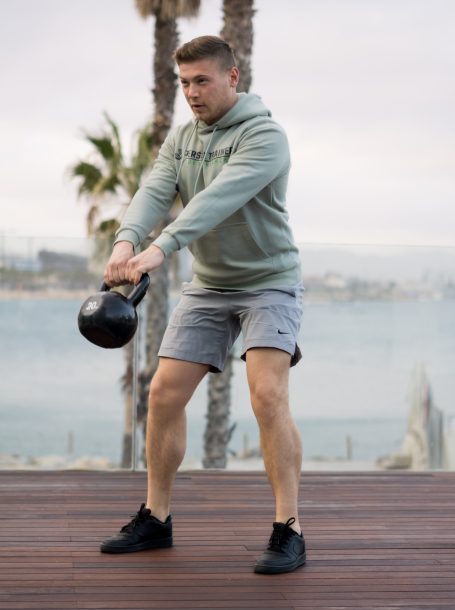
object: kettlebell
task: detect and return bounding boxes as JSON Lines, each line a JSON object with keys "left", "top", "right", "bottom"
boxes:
{"left": 78, "top": 273, "right": 150, "bottom": 348}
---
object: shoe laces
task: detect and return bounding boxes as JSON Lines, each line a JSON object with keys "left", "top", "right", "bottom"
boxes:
{"left": 120, "top": 503, "right": 150, "bottom": 533}
{"left": 267, "top": 517, "right": 296, "bottom": 552}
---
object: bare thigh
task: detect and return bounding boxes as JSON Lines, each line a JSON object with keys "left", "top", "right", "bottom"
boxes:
{"left": 149, "top": 358, "right": 210, "bottom": 416}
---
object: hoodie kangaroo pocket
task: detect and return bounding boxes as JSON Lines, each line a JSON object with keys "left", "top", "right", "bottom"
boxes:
{"left": 192, "top": 223, "right": 267, "bottom": 267}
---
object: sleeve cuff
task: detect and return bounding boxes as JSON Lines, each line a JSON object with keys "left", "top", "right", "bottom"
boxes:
{"left": 152, "top": 233, "right": 180, "bottom": 257}
{"left": 113, "top": 228, "right": 142, "bottom": 248}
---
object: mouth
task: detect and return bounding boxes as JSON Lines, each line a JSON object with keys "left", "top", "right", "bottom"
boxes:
{"left": 191, "top": 104, "right": 205, "bottom": 111}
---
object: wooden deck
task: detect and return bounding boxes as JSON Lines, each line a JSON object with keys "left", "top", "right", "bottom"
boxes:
{"left": 0, "top": 470, "right": 454, "bottom": 609}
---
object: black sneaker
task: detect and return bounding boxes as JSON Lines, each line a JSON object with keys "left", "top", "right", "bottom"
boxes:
{"left": 254, "top": 517, "right": 306, "bottom": 574}
{"left": 100, "top": 503, "right": 173, "bottom": 554}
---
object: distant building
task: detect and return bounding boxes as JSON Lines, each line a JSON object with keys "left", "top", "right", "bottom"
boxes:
{"left": 323, "top": 272, "right": 348, "bottom": 289}
{"left": 38, "top": 249, "right": 88, "bottom": 272}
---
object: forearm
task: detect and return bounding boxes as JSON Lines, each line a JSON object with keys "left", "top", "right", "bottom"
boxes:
{"left": 115, "top": 184, "right": 175, "bottom": 248}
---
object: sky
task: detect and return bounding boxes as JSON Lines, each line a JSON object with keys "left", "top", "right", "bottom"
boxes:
{"left": 1, "top": 0, "right": 454, "bottom": 248}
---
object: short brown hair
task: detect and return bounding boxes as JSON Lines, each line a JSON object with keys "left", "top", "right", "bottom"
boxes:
{"left": 174, "top": 35, "right": 236, "bottom": 70}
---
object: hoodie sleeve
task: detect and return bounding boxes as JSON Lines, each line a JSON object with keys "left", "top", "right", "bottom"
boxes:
{"left": 152, "top": 121, "right": 290, "bottom": 256}
{"left": 114, "top": 130, "right": 178, "bottom": 248}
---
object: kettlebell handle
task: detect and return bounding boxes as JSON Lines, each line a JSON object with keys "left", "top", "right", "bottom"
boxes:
{"left": 100, "top": 273, "right": 150, "bottom": 307}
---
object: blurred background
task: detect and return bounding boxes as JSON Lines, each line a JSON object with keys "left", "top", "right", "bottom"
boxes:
{"left": 1, "top": 0, "right": 454, "bottom": 471}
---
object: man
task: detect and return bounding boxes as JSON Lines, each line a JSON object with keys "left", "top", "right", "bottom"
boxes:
{"left": 101, "top": 35, "right": 306, "bottom": 575}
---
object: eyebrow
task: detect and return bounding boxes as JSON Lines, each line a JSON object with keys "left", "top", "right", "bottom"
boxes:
{"left": 179, "top": 74, "right": 211, "bottom": 82}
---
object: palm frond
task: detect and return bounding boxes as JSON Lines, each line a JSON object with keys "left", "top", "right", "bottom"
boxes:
{"left": 135, "top": 0, "right": 200, "bottom": 20}
{"left": 97, "top": 218, "right": 120, "bottom": 236}
{"left": 102, "top": 111, "right": 123, "bottom": 162}
{"left": 71, "top": 162, "right": 103, "bottom": 196}
{"left": 94, "top": 174, "right": 121, "bottom": 196}
{"left": 85, "top": 136, "right": 116, "bottom": 161}
{"left": 117, "top": 123, "right": 153, "bottom": 197}
{"left": 135, "top": 0, "right": 157, "bottom": 18}
{"left": 130, "top": 127, "right": 153, "bottom": 177}
{"left": 70, "top": 112, "right": 154, "bottom": 235}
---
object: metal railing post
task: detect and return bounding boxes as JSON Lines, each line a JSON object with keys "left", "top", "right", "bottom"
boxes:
{"left": 130, "top": 325, "right": 139, "bottom": 472}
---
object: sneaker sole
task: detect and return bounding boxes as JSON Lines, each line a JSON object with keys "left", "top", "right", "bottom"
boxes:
{"left": 100, "top": 537, "right": 173, "bottom": 554}
{"left": 254, "top": 552, "right": 306, "bottom": 574}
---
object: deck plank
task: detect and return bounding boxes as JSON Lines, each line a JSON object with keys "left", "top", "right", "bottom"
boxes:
{"left": 0, "top": 470, "right": 454, "bottom": 610}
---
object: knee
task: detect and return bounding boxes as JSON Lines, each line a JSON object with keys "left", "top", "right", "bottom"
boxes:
{"left": 148, "top": 373, "right": 185, "bottom": 416}
{"left": 250, "top": 381, "right": 289, "bottom": 426}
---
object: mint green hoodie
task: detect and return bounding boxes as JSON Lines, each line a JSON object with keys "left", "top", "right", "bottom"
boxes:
{"left": 115, "top": 93, "right": 301, "bottom": 290}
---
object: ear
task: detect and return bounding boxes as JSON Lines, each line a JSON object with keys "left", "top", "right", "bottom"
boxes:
{"left": 229, "top": 66, "right": 240, "bottom": 88}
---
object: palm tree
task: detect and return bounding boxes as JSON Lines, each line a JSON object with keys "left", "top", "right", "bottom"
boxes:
{"left": 70, "top": 112, "right": 153, "bottom": 468}
{"left": 203, "top": 0, "right": 256, "bottom": 469}
{"left": 133, "top": 0, "right": 201, "bottom": 457}
{"left": 71, "top": 111, "right": 152, "bottom": 231}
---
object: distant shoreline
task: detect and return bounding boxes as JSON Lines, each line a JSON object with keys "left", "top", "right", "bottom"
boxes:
{"left": 0, "top": 289, "right": 94, "bottom": 300}
{"left": 0, "top": 452, "right": 378, "bottom": 471}
{"left": 1, "top": 289, "right": 452, "bottom": 304}
{"left": 0, "top": 291, "right": 324, "bottom": 303}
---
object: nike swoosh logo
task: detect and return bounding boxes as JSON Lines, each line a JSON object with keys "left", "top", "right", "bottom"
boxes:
{"left": 277, "top": 330, "right": 289, "bottom": 334}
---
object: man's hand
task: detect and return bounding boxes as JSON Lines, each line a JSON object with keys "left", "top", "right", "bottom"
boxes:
{"left": 104, "top": 241, "right": 135, "bottom": 286}
{"left": 125, "top": 244, "right": 165, "bottom": 285}
{"left": 104, "top": 241, "right": 165, "bottom": 287}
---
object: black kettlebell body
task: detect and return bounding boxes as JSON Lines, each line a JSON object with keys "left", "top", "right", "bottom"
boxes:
{"left": 78, "top": 274, "right": 150, "bottom": 348}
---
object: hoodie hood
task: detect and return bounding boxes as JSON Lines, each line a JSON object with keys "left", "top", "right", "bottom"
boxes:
{"left": 174, "top": 93, "right": 273, "bottom": 196}
{"left": 196, "top": 92, "right": 271, "bottom": 134}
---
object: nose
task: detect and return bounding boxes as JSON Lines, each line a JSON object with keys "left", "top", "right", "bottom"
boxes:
{"left": 188, "top": 83, "right": 199, "bottom": 99}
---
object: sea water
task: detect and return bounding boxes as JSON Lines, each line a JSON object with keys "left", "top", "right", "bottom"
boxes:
{"left": 0, "top": 298, "right": 453, "bottom": 466}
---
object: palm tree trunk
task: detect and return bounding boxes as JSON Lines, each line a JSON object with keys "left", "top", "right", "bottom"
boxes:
{"left": 203, "top": 0, "right": 256, "bottom": 469}
{"left": 138, "top": 232, "right": 171, "bottom": 466}
{"left": 221, "top": 0, "right": 255, "bottom": 93}
{"left": 202, "top": 356, "right": 237, "bottom": 468}
{"left": 139, "top": 15, "right": 179, "bottom": 462}
{"left": 120, "top": 337, "right": 134, "bottom": 468}
{"left": 117, "top": 283, "right": 135, "bottom": 469}
{"left": 150, "top": 15, "right": 178, "bottom": 158}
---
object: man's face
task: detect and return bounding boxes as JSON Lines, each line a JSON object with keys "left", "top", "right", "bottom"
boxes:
{"left": 179, "top": 58, "right": 239, "bottom": 125}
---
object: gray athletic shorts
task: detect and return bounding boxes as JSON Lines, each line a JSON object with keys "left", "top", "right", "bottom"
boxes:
{"left": 158, "top": 282, "right": 304, "bottom": 373}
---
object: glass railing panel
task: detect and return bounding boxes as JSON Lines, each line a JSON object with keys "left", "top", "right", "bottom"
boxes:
{"left": 0, "top": 235, "right": 125, "bottom": 469}
{"left": 184, "top": 243, "right": 455, "bottom": 471}
{"left": 1, "top": 237, "right": 454, "bottom": 471}
{"left": 295, "top": 244, "right": 455, "bottom": 471}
